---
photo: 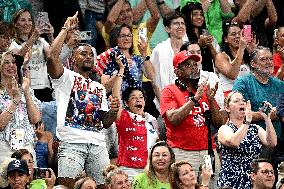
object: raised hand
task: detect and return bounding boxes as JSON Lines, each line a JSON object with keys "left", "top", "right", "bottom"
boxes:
{"left": 11, "top": 76, "right": 20, "bottom": 103}
{"left": 22, "top": 70, "right": 31, "bottom": 93}
{"left": 138, "top": 37, "right": 147, "bottom": 57}
{"left": 63, "top": 11, "right": 79, "bottom": 31}
{"left": 206, "top": 82, "right": 218, "bottom": 102}
{"left": 109, "top": 96, "right": 120, "bottom": 112}
{"left": 115, "top": 54, "right": 126, "bottom": 70}
{"left": 245, "top": 100, "right": 252, "bottom": 122}
{"left": 246, "top": 34, "right": 259, "bottom": 54}
{"left": 239, "top": 29, "right": 248, "bottom": 50}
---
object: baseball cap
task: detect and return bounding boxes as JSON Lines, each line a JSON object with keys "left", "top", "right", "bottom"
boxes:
{"left": 173, "top": 50, "right": 200, "bottom": 69}
{"left": 7, "top": 160, "right": 29, "bottom": 175}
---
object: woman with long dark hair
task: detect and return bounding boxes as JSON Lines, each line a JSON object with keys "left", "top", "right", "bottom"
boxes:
{"left": 215, "top": 20, "right": 256, "bottom": 96}
{"left": 181, "top": 2, "right": 219, "bottom": 73}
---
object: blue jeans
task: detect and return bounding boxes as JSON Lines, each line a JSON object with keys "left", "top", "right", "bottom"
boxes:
{"left": 84, "top": 10, "right": 105, "bottom": 47}
{"left": 35, "top": 142, "right": 48, "bottom": 168}
{"left": 41, "top": 101, "right": 57, "bottom": 139}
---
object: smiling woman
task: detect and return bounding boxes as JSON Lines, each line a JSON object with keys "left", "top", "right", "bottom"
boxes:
{"left": 0, "top": 51, "right": 41, "bottom": 167}
{"left": 132, "top": 141, "right": 175, "bottom": 189}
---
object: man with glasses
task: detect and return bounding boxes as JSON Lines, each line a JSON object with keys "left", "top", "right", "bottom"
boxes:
{"left": 250, "top": 159, "right": 275, "bottom": 189}
{"left": 233, "top": 46, "right": 284, "bottom": 159}
{"left": 160, "top": 50, "right": 224, "bottom": 188}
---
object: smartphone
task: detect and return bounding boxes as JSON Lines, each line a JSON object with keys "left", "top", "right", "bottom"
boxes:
{"left": 33, "top": 167, "right": 51, "bottom": 179}
{"left": 38, "top": 12, "right": 50, "bottom": 26}
{"left": 202, "top": 29, "right": 210, "bottom": 36}
{"left": 198, "top": 74, "right": 208, "bottom": 86}
{"left": 259, "top": 101, "right": 271, "bottom": 115}
{"left": 243, "top": 25, "right": 252, "bottom": 42}
{"left": 204, "top": 155, "right": 213, "bottom": 174}
{"left": 79, "top": 31, "right": 92, "bottom": 41}
{"left": 138, "top": 28, "right": 147, "bottom": 42}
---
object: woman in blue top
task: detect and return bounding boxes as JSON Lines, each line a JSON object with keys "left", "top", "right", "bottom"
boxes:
{"left": 101, "top": 24, "right": 155, "bottom": 94}
{"left": 217, "top": 91, "right": 277, "bottom": 189}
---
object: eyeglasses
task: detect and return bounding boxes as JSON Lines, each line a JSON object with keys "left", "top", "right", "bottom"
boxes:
{"left": 186, "top": 2, "right": 202, "bottom": 7}
{"left": 224, "top": 21, "right": 239, "bottom": 27}
{"left": 258, "top": 57, "right": 273, "bottom": 62}
{"left": 171, "top": 21, "right": 186, "bottom": 27}
{"left": 119, "top": 34, "right": 133, "bottom": 39}
{"left": 260, "top": 169, "right": 274, "bottom": 175}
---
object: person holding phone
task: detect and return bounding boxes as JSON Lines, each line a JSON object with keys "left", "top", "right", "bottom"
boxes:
{"left": 169, "top": 160, "right": 212, "bottom": 189}
{"left": 217, "top": 91, "right": 277, "bottom": 188}
{"left": 215, "top": 20, "right": 257, "bottom": 96}
{"left": 10, "top": 149, "right": 56, "bottom": 189}
{"left": 101, "top": 24, "right": 155, "bottom": 94}
{"left": 233, "top": 46, "right": 284, "bottom": 160}
{"left": 9, "top": 8, "right": 54, "bottom": 102}
{"left": 0, "top": 51, "right": 41, "bottom": 165}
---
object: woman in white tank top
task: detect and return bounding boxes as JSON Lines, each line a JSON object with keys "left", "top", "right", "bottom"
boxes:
{"left": 215, "top": 21, "right": 257, "bottom": 96}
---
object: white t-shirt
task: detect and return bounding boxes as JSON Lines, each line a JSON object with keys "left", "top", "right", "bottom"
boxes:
{"left": 52, "top": 68, "right": 109, "bottom": 145}
{"left": 9, "top": 37, "right": 50, "bottom": 89}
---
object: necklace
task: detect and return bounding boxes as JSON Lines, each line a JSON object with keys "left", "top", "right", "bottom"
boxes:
{"left": 175, "top": 79, "right": 187, "bottom": 91}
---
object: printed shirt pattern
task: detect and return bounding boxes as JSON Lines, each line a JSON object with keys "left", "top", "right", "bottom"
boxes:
{"left": 103, "top": 53, "right": 144, "bottom": 92}
{"left": 115, "top": 109, "right": 158, "bottom": 168}
{"left": 0, "top": 88, "right": 40, "bottom": 145}
{"left": 64, "top": 75, "right": 105, "bottom": 132}
{"left": 217, "top": 122, "right": 262, "bottom": 189}
{"left": 160, "top": 84, "right": 216, "bottom": 151}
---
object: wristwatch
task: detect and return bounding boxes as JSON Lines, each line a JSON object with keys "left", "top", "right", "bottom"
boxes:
{"left": 144, "top": 55, "right": 150, "bottom": 61}
{"left": 157, "top": 0, "right": 165, "bottom": 5}
{"left": 244, "top": 120, "right": 251, "bottom": 125}
{"left": 190, "top": 96, "right": 199, "bottom": 106}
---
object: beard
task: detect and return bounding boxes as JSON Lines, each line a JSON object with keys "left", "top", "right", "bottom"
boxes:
{"left": 254, "top": 67, "right": 273, "bottom": 78}
{"left": 81, "top": 66, "right": 92, "bottom": 72}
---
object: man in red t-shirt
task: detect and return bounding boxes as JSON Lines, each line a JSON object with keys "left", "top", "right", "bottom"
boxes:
{"left": 160, "top": 50, "right": 225, "bottom": 188}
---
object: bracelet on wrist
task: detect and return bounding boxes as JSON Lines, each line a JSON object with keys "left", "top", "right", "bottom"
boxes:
{"left": 12, "top": 100, "right": 19, "bottom": 106}
{"left": 200, "top": 184, "right": 209, "bottom": 187}
{"left": 157, "top": 0, "right": 165, "bottom": 5}
{"left": 243, "top": 120, "right": 251, "bottom": 125}
{"left": 116, "top": 73, "right": 124, "bottom": 78}
{"left": 190, "top": 96, "right": 199, "bottom": 103}
{"left": 143, "top": 55, "right": 150, "bottom": 61}
{"left": 6, "top": 109, "right": 14, "bottom": 114}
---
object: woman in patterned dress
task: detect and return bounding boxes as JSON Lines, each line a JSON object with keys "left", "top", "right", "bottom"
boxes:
{"left": 217, "top": 91, "right": 277, "bottom": 188}
{"left": 0, "top": 51, "right": 41, "bottom": 164}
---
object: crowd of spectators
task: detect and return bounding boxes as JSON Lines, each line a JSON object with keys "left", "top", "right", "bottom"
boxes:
{"left": 0, "top": 0, "right": 284, "bottom": 188}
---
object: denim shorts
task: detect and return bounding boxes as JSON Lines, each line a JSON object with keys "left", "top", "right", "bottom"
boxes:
{"left": 35, "top": 142, "right": 48, "bottom": 168}
{"left": 57, "top": 142, "right": 110, "bottom": 185}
